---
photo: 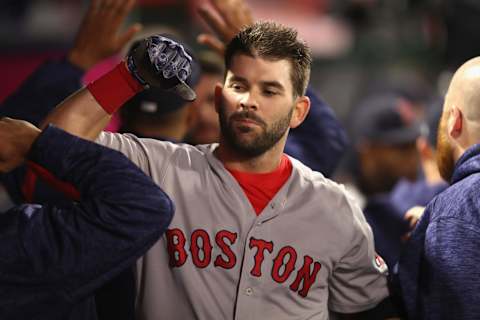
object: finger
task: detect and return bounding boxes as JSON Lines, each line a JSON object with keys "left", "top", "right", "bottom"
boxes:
{"left": 111, "top": 0, "right": 136, "bottom": 16}
{"left": 209, "top": 0, "right": 235, "bottom": 25}
{"left": 211, "top": 0, "right": 252, "bottom": 30}
{"left": 236, "top": 2, "right": 254, "bottom": 27}
{"left": 197, "top": 34, "right": 226, "bottom": 56}
{"left": 198, "top": 5, "right": 231, "bottom": 41}
{"left": 117, "top": 23, "right": 143, "bottom": 48}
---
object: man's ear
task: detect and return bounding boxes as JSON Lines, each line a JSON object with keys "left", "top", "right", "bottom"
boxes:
{"left": 290, "top": 96, "right": 310, "bottom": 129}
{"left": 448, "top": 106, "right": 463, "bottom": 139}
{"left": 214, "top": 83, "right": 223, "bottom": 114}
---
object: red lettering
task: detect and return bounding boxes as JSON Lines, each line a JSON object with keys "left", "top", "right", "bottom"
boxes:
{"left": 271, "top": 246, "right": 297, "bottom": 283}
{"left": 166, "top": 228, "right": 188, "bottom": 267}
{"left": 249, "top": 237, "right": 273, "bottom": 277}
{"left": 190, "top": 229, "right": 213, "bottom": 268}
{"left": 289, "top": 255, "right": 321, "bottom": 297}
{"left": 214, "top": 230, "right": 238, "bottom": 269}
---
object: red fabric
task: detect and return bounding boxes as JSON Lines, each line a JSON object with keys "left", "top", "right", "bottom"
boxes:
{"left": 227, "top": 155, "right": 292, "bottom": 215}
{"left": 22, "top": 161, "right": 80, "bottom": 202}
{"left": 86, "top": 62, "right": 143, "bottom": 114}
{"left": 21, "top": 167, "right": 38, "bottom": 203}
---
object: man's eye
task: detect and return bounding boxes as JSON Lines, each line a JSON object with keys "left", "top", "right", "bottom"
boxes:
{"left": 231, "top": 83, "right": 245, "bottom": 91}
{"left": 264, "top": 90, "right": 277, "bottom": 96}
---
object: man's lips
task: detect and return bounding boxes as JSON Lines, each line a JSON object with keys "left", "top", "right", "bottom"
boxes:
{"left": 235, "top": 118, "right": 260, "bottom": 126}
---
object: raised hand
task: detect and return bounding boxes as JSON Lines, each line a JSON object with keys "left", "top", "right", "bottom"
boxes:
{"left": 127, "top": 35, "right": 197, "bottom": 101}
{"left": 197, "top": 0, "right": 253, "bottom": 55}
{"left": 0, "top": 118, "right": 40, "bottom": 173}
{"left": 68, "top": 0, "right": 142, "bottom": 70}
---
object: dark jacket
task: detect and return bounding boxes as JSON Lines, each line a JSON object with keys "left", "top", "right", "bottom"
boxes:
{"left": 0, "top": 125, "right": 174, "bottom": 320}
{"left": 398, "top": 144, "right": 480, "bottom": 320}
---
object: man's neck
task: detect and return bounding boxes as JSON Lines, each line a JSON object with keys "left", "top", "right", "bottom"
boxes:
{"left": 215, "top": 140, "right": 286, "bottom": 173}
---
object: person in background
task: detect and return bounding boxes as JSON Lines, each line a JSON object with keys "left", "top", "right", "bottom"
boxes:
{"left": 390, "top": 98, "right": 448, "bottom": 232}
{"left": 349, "top": 93, "right": 423, "bottom": 269}
{"left": 399, "top": 56, "right": 480, "bottom": 319}
{"left": 185, "top": 51, "right": 225, "bottom": 145}
{"left": 0, "top": 117, "right": 173, "bottom": 320}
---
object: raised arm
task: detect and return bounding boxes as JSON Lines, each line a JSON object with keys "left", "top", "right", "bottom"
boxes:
{"left": 0, "top": 118, "right": 174, "bottom": 318}
{"left": 43, "top": 35, "right": 197, "bottom": 140}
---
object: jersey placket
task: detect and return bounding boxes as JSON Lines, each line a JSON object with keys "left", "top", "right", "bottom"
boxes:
{"left": 233, "top": 181, "right": 291, "bottom": 320}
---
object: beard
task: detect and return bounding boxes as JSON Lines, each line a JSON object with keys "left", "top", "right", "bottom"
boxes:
{"left": 436, "top": 112, "right": 456, "bottom": 182}
{"left": 219, "top": 104, "right": 293, "bottom": 157}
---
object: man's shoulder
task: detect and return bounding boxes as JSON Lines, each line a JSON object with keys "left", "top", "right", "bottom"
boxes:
{"left": 289, "top": 157, "right": 362, "bottom": 218}
{"left": 289, "top": 156, "right": 348, "bottom": 195}
{"left": 431, "top": 174, "right": 480, "bottom": 219}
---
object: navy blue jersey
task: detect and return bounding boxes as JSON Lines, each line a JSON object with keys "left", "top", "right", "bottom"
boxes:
{"left": 0, "top": 125, "right": 174, "bottom": 320}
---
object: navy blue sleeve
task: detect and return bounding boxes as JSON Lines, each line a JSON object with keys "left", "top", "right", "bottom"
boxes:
{"left": 0, "top": 58, "right": 84, "bottom": 205}
{"left": 420, "top": 216, "right": 480, "bottom": 319}
{"left": 0, "top": 125, "right": 174, "bottom": 318}
{"left": 285, "top": 87, "right": 348, "bottom": 177}
{"left": 0, "top": 58, "right": 84, "bottom": 126}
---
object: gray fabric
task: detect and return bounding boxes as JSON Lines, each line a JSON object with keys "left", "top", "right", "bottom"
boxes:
{"left": 97, "top": 132, "right": 389, "bottom": 319}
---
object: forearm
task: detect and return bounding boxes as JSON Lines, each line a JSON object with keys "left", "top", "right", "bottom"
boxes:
{"left": 43, "top": 88, "right": 112, "bottom": 141}
{"left": 42, "top": 61, "right": 143, "bottom": 140}
{"left": 3, "top": 125, "right": 174, "bottom": 297}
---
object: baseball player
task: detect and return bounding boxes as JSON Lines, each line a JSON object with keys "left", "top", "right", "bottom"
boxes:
{"left": 0, "top": 117, "right": 173, "bottom": 320}
{"left": 42, "top": 24, "right": 394, "bottom": 319}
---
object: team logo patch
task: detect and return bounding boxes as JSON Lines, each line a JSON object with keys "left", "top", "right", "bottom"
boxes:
{"left": 373, "top": 254, "right": 388, "bottom": 274}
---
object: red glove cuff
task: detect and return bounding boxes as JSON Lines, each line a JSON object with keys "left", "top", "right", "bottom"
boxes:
{"left": 87, "top": 62, "right": 144, "bottom": 114}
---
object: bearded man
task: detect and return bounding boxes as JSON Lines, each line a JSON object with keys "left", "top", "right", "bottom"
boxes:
{"left": 398, "top": 57, "right": 480, "bottom": 319}
{"left": 40, "top": 23, "right": 397, "bottom": 319}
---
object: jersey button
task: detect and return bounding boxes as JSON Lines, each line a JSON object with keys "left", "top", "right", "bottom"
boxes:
{"left": 270, "top": 203, "right": 276, "bottom": 209}
{"left": 245, "top": 287, "right": 253, "bottom": 296}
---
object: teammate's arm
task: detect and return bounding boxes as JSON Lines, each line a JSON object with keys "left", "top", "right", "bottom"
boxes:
{"left": 0, "top": 117, "right": 174, "bottom": 304}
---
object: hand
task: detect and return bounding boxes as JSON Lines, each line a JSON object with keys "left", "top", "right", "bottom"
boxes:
{"left": 127, "top": 35, "right": 197, "bottom": 101}
{"left": 68, "top": 0, "right": 142, "bottom": 70}
{"left": 197, "top": 0, "right": 253, "bottom": 56}
{"left": 0, "top": 118, "right": 41, "bottom": 173}
{"left": 401, "top": 206, "right": 425, "bottom": 242}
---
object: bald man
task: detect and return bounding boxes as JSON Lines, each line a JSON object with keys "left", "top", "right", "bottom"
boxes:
{"left": 397, "top": 57, "right": 480, "bottom": 319}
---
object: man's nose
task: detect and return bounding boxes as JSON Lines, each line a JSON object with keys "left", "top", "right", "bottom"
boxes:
{"left": 239, "top": 92, "right": 259, "bottom": 111}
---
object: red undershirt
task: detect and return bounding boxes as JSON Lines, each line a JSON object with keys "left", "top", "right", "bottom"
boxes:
{"left": 226, "top": 155, "right": 293, "bottom": 215}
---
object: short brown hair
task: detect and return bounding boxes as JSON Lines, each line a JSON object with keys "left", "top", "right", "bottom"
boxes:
{"left": 225, "top": 21, "right": 312, "bottom": 97}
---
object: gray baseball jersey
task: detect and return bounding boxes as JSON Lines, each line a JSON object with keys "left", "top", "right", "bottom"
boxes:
{"left": 97, "top": 132, "right": 389, "bottom": 320}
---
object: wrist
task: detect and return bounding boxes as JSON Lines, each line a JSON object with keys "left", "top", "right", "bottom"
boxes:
{"left": 87, "top": 61, "right": 145, "bottom": 114}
